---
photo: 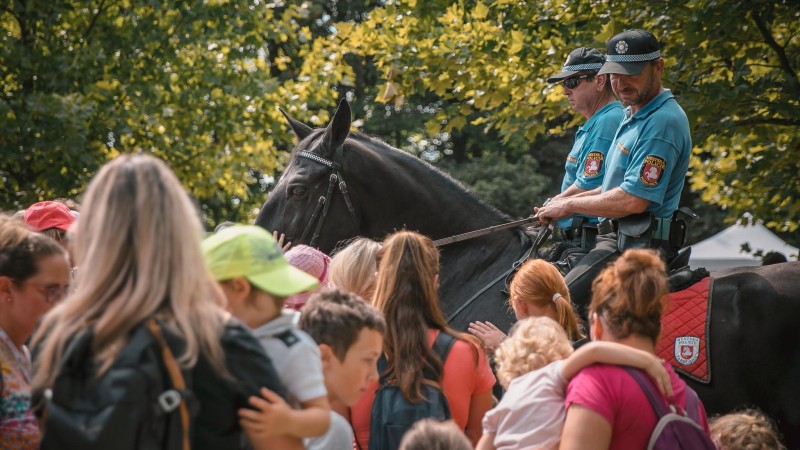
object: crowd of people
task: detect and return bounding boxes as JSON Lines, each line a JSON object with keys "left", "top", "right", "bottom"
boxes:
{"left": 0, "top": 28, "right": 790, "bottom": 450}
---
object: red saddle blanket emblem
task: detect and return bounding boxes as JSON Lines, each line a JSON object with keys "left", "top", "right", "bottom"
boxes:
{"left": 656, "top": 276, "right": 712, "bottom": 383}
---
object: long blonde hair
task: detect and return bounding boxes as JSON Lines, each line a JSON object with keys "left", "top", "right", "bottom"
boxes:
{"left": 33, "top": 154, "right": 226, "bottom": 389}
{"left": 329, "top": 237, "right": 381, "bottom": 300}
{"left": 372, "top": 230, "right": 479, "bottom": 403}
{"left": 510, "top": 259, "right": 584, "bottom": 341}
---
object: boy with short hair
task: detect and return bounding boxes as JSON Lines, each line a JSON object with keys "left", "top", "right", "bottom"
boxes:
{"left": 202, "top": 225, "right": 330, "bottom": 444}
{"left": 299, "top": 288, "right": 386, "bottom": 449}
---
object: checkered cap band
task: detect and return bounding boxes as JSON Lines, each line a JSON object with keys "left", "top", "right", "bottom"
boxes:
{"left": 606, "top": 50, "right": 661, "bottom": 62}
{"left": 563, "top": 63, "right": 603, "bottom": 71}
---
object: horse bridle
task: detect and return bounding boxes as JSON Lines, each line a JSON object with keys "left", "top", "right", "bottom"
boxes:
{"left": 296, "top": 144, "right": 359, "bottom": 247}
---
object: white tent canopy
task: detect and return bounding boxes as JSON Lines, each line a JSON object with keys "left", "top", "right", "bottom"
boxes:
{"left": 689, "top": 222, "right": 798, "bottom": 271}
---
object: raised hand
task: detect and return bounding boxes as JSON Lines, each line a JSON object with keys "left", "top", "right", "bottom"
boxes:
{"left": 468, "top": 320, "right": 508, "bottom": 351}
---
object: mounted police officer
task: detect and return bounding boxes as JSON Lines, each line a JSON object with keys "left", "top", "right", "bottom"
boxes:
{"left": 536, "top": 29, "right": 692, "bottom": 313}
{"left": 542, "top": 47, "right": 623, "bottom": 251}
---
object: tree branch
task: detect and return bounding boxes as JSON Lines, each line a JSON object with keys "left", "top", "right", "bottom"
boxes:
{"left": 733, "top": 117, "right": 800, "bottom": 127}
{"left": 83, "top": 0, "right": 108, "bottom": 43}
{"left": 750, "top": 9, "right": 797, "bottom": 82}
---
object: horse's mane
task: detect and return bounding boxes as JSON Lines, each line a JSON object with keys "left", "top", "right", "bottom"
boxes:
{"left": 345, "top": 131, "right": 514, "bottom": 222}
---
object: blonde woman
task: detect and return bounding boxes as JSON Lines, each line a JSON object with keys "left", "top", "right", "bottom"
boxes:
{"left": 0, "top": 215, "right": 70, "bottom": 449}
{"left": 329, "top": 237, "right": 381, "bottom": 301}
{"left": 31, "top": 154, "right": 299, "bottom": 450}
{"left": 476, "top": 316, "right": 672, "bottom": 450}
{"left": 349, "top": 231, "right": 495, "bottom": 448}
{"left": 469, "top": 259, "right": 584, "bottom": 351}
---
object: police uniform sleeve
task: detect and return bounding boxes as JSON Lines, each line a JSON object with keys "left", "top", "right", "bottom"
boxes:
{"left": 618, "top": 136, "right": 679, "bottom": 206}
{"left": 617, "top": 104, "right": 691, "bottom": 207}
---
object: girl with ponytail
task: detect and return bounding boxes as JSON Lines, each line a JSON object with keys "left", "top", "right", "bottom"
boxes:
{"left": 469, "top": 259, "right": 584, "bottom": 351}
{"left": 349, "top": 230, "right": 496, "bottom": 448}
{"left": 560, "top": 249, "right": 713, "bottom": 450}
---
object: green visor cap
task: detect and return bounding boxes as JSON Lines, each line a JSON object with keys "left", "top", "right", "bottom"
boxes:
{"left": 202, "top": 225, "right": 319, "bottom": 297}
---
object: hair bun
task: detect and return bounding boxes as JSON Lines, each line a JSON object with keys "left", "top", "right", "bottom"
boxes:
{"left": 614, "top": 248, "right": 665, "bottom": 278}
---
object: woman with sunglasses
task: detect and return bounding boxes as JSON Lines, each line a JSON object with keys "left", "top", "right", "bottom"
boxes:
{"left": 534, "top": 47, "right": 622, "bottom": 249}
{"left": 0, "top": 214, "right": 71, "bottom": 449}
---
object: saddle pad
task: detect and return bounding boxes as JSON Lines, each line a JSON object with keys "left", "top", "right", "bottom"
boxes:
{"left": 656, "top": 276, "right": 712, "bottom": 383}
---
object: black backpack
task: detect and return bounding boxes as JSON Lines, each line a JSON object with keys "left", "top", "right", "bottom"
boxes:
{"left": 368, "top": 331, "right": 456, "bottom": 450}
{"left": 625, "top": 367, "right": 716, "bottom": 450}
{"left": 40, "top": 319, "right": 194, "bottom": 450}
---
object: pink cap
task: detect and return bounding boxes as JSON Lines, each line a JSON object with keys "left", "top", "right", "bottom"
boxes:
{"left": 23, "top": 201, "right": 75, "bottom": 232}
{"left": 283, "top": 245, "right": 330, "bottom": 310}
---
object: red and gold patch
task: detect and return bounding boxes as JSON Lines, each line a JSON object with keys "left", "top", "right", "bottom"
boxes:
{"left": 583, "top": 151, "right": 604, "bottom": 177}
{"left": 640, "top": 155, "right": 666, "bottom": 187}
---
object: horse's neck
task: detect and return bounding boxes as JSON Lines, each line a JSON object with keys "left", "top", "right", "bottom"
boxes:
{"left": 439, "top": 230, "right": 529, "bottom": 282}
{"left": 350, "top": 142, "right": 510, "bottom": 240}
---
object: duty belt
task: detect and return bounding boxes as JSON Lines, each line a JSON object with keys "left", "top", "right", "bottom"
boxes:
{"left": 597, "top": 216, "right": 671, "bottom": 238}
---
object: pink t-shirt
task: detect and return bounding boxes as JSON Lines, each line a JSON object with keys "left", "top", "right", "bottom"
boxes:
{"left": 483, "top": 360, "right": 566, "bottom": 450}
{"left": 350, "top": 329, "right": 496, "bottom": 449}
{"left": 565, "top": 363, "right": 711, "bottom": 450}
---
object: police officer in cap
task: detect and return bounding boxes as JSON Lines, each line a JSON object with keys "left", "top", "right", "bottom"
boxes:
{"left": 536, "top": 29, "right": 692, "bottom": 312}
{"left": 541, "top": 47, "right": 623, "bottom": 250}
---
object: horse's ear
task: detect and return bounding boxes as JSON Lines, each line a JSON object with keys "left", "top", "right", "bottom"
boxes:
{"left": 321, "top": 99, "right": 351, "bottom": 158}
{"left": 279, "top": 108, "right": 314, "bottom": 141}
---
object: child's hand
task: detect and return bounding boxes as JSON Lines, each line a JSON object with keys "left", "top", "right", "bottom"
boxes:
{"left": 273, "top": 231, "right": 292, "bottom": 253}
{"left": 468, "top": 321, "right": 507, "bottom": 351}
{"left": 239, "top": 387, "right": 293, "bottom": 439}
{"left": 644, "top": 358, "right": 674, "bottom": 398}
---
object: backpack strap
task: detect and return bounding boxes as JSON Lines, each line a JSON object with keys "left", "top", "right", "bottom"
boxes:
{"left": 684, "top": 385, "right": 702, "bottom": 423}
{"left": 431, "top": 331, "right": 456, "bottom": 367}
{"left": 145, "top": 319, "right": 190, "bottom": 450}
{"left": 624, "top": 367, "right": 672, "bottom": 418}
{"left": 421, "top": 331, "right": 456, "bottom": 382}
{"left": 376, "top": 331, "right": 457, "bottom": 386}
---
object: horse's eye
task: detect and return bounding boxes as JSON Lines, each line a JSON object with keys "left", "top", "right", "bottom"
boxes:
{"left": 289, "top": 186, "right": 306, "bottom": 197}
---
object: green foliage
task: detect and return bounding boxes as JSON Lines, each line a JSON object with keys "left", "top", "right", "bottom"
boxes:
{"left": 0, "top": 0, "right": 350, "bottom": 225}
{"left": 437, "top": 153, "right": 550, "bottom": 219}
{"left": 3, "top": 0, "right": 797, "bottom": 246}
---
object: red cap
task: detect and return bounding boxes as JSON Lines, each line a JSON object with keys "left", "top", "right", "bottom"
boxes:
{"left": 23, "top": 201, "right": 75, "bottom": 232}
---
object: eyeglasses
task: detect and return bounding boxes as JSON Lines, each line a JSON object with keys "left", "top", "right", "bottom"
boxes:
{"left": 561, "top": 74, "right": 593, "bottom": 89}
{"left": 24, "top": 281, "right": 70, "bottom": 304}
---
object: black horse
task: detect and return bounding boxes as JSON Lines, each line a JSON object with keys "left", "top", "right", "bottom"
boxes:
{"left": 257, "top": 100, "right": 800, "bottom": 447}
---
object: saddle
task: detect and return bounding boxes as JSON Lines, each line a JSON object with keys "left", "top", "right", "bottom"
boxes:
{"left": 657, "top": 273, "right": 713, "bottom": 383}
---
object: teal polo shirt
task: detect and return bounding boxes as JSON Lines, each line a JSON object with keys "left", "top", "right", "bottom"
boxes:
{"left": 600, "top": 89, "right": 691, "bottom": 219}
{"left": 557, "top": 100, "right": 624, "bottom": 230}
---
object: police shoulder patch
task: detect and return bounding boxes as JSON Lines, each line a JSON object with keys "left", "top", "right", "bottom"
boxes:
{"left": 583, "top": 151, "right": 604, "bottom": 177}
{"left": 640, "top": 155, "right": 666, "bottom": 187}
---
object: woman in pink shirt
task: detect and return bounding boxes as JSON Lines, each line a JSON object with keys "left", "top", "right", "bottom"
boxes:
{"left": 560, "top": 249, "right": 712, "bottom": 450}
{"left": 349, "top": 231, "right": 495, "bottom": 448}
